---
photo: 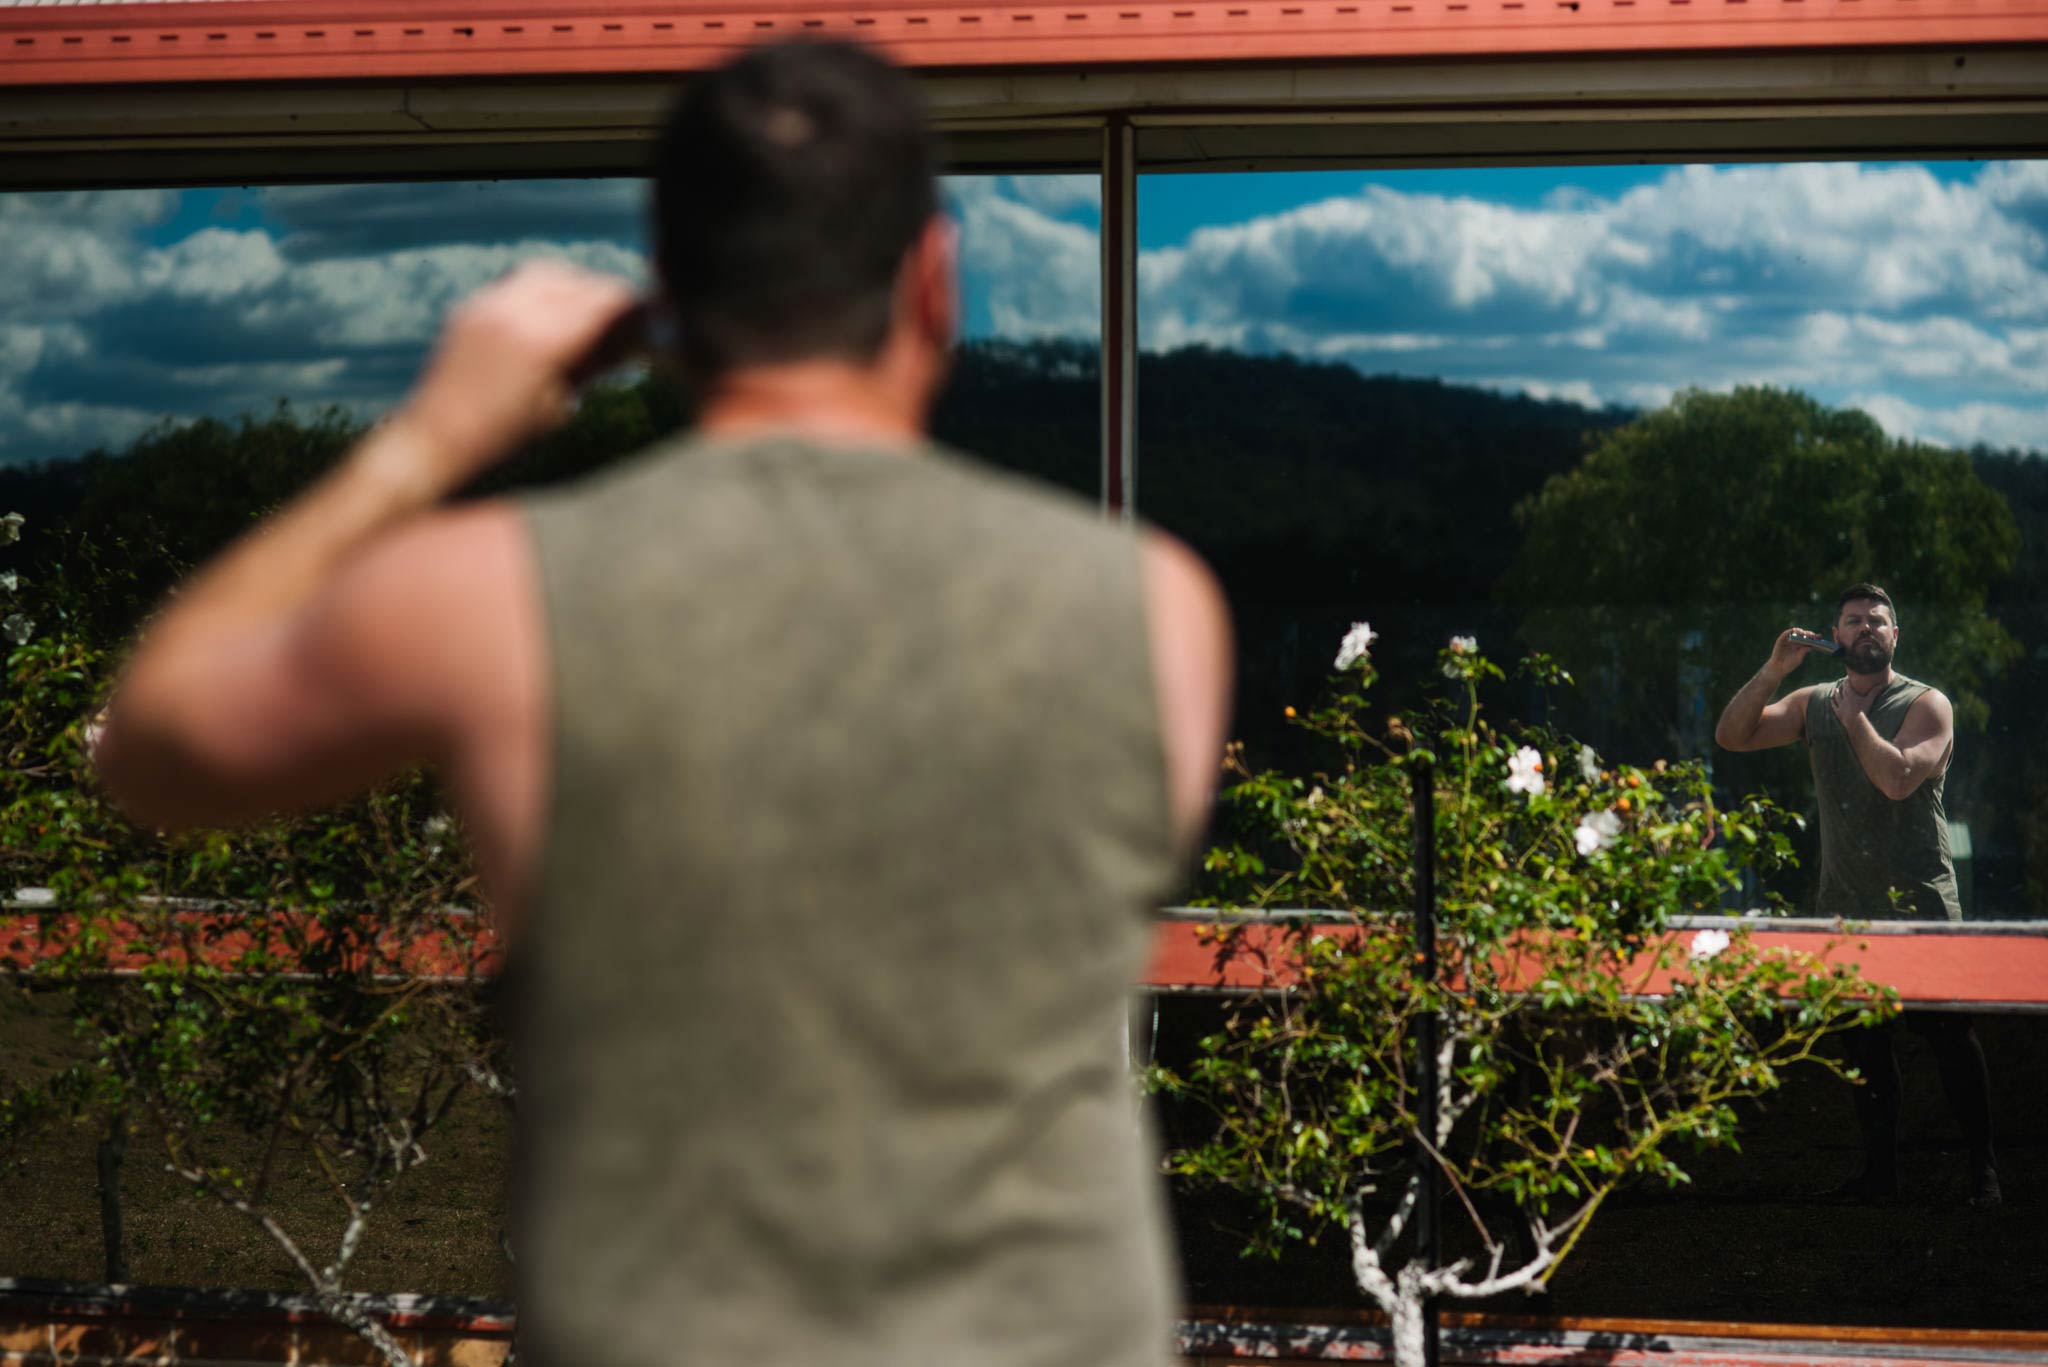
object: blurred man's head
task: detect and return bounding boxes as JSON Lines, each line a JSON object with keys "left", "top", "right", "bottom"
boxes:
{"left": 652, "top": 41, "right": 946, "bottom": 386}
{"left": 1834, "top": 582, "right": 1899, "bottom": 675}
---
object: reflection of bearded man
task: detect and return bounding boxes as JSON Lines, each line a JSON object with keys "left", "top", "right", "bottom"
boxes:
{"left": 1715, "top": 582, "right": 1998, "bottom": 1206}
{"left": 1842, "top": 616, "right": 1893, "bottom": 676}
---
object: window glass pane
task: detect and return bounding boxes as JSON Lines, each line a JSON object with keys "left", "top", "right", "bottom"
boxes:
{"left": 1138, "top": 161, "right": 2048, "bottom": 926}
{"left": 936, "top": 174, "right": 1102, "bottom": 499}
{"left": 1138, "top": 159, "right": 2048, "bottom": 1335}
{"left": 0, "top": 170, "right": 1101, "bottom": 1297}
{"left": 0, "top": 177, "right": 657, "bottom": 1298}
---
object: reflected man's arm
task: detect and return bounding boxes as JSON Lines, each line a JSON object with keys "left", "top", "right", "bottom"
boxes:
{"left": 1834, "top": 686, "right": 1954, "bottom": 801}
{"left": 1715, "top": 629, "right": 1822, "bottom": 752}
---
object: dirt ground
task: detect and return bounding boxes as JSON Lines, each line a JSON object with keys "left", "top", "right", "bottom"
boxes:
{"left": 3, "top": 980, "right": 2042, "bottom": 1328}
{"left": 0, "top": 980, "right": 514, "bottom": 1299}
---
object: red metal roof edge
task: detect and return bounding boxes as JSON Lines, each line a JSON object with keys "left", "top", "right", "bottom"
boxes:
{"left": 2, "top": 0, "right": 2046, "bottom": 89}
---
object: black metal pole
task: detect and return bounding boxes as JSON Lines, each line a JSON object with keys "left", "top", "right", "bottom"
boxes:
{"left": 1412, "top": 753, "right": 1441, "bottom": 1367}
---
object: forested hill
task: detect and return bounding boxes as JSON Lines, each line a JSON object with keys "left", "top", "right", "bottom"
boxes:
{"left": 5, "top": 338, "right": 2041, "bottom": 644}
{"left": 939, "top": 339, "right": 1634, "bottom": 604}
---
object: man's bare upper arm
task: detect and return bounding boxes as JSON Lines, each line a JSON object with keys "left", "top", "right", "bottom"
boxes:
{"left": 1729, "top": 686, "right": 1812, "bottom": 752}
{"left": 1140, "top": 530, "right": 1234, "bottom": 858}
{"left": 100, "top": 505, "right": 537, "bottom": 835}
{"left": 1891, "top": 689, "right": 1956, "bottom": 793}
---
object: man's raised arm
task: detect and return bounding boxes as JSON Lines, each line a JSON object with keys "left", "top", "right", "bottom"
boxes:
{"left": 1714, "top": 629, "right": 1823, "bottom": 752}
{"left": 95, "top": 263, "right": 640, "bottom": 831}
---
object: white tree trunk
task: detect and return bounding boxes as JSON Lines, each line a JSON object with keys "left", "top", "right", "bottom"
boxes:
{"left": 1388, "top": 1291, "right": 1428, "bottom": 1367}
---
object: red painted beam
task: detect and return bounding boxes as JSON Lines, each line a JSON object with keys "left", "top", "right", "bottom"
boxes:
{"left": 1145, "top": 916, "right": 2048, "bottom": 1008}
{"left": 7, "top": 907, "right": 2047, "bottom": 1007}
{"left": 1, "top": 0, "right": 2045, "bottom": 89}
{"left": 1, "top": 907, "right": 501, "bottom": 981}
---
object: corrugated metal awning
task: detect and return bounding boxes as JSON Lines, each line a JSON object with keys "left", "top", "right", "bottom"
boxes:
{"left": 0, "top": 0, "right": 2045, "bottom": 89}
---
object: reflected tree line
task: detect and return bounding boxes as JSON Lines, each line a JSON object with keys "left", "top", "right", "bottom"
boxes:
{"left": 3, "top": 338, "right": 2044, "bottom": 915}
{"left": 4, "top": 338, "right": 2045, "bottom": 1332}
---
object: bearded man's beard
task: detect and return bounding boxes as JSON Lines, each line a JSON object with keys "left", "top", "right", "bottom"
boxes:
{"left": 1846, "top": 638, "right": 1894, "bottom": 675}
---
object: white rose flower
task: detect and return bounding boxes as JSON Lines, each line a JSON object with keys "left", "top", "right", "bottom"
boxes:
{"left": 1334, "top": 621, "right": 1377, "bottom": 671}
{"left": 1505, "top": 747, "right": 1545, "bottom": 796}
{"left": 0, "top": 571, "right": 16, "bottom": 594}
{"left": 1574, "top": 810, "right": 1622, "bottom": 856}
{"left": 1, "top": 614, "right": 32, "bottom": 647}
{"left": 1690, "top": 929, "right": 1732, "bottom": 961}
{"left": 0, "top": 512, "right": 22, "bottom": 546}
{"left": 1441, "top": 635, "right": 1480, "bottom": 678}
{"left": 1578, "top": 744, "right": 1600, "bottom": 784}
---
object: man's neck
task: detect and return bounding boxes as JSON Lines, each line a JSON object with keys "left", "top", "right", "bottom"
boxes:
{"left": 694, "top": 358, "right": 928, "bottom": 449}
{"left": 1844, "top": 665, "right": 1895, "bottom": 696}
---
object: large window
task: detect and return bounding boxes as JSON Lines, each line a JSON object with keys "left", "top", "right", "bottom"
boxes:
{"left": 1132, "top": 159, "right": 2048, "bottom": 1333}
{"left": 1132, "top": 161, "right": 2048, "bottom": 924}
{"left": 0, "top": 171, "right": 1102, "bottom": 1297}
{"left": 4, "top": 156, "right": 2043, "bottom": 1332}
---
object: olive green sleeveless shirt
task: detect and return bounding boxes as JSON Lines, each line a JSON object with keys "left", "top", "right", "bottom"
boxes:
{"left": 1804, "top": 672, "right": 1961, "bottom": 922}
{"left": 510, "top": 433, "right": 1184, "bottom": 1367}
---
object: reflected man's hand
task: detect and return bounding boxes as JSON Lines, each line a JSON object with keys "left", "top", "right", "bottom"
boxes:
{"left": 1766, "top": 627, "right": 1826, "bottom": 680}
{"left": 1832, "top": 679, "right": 1876, "bottom": 728}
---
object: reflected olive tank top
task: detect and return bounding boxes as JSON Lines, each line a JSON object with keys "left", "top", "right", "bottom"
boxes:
{"left": 510, "top": 433, "right": 1184, "bottom": 1367}
{"left": 1804, "top": 672, "right": 1961, "bottom": 922}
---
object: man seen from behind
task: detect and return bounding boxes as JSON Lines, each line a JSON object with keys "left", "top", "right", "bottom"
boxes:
{"left": 94, "top": 39, "right": 1234, "bottom": 1365}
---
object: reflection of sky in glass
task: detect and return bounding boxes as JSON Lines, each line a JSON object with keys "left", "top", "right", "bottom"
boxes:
{"left": 0, "top": 160, "right": 2042, "bottom": 465}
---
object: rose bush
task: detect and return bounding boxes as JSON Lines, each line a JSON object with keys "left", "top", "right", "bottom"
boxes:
{"left": 1152, "top": 626, "right": 1896, "bottom": 1367}
{"left": 1, "top": 515, "right": 502, "bottom": 1367}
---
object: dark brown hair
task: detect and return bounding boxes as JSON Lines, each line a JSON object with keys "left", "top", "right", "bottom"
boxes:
{"left": 1835, "top": 582, "right": 1898, "bottom": 625}
{"left": 651, "top": 40, "right": 939, "bottom": 380}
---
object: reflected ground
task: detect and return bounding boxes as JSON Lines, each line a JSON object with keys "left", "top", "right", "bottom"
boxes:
{"left": 3, "top": 976, "right": 2039, "bottom": 1327}
{"left": 1155, "top": 1000, "right": 2048, "bottom": 1329}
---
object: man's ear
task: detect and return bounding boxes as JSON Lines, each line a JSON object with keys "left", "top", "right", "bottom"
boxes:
{"left": 905, "top": 215, "right": 959, "bottom": 352}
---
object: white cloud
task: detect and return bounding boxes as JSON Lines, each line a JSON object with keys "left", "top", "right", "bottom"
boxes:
{"left": 1124, "top": 162, "right": 2048, "bottom": 449}
{"left": 138, "top": 228, "right": 287, "bottom": 299}
{"left": 0, "top": 182, "right": 653, "bottom": 465}
{"left": 1476, "top": 377, "right": 1605, "bottom": 409}
{"left": 950, "top": 177, "right": 1099, "bottom": 340}
{"left": 0, "top": 189, "right": 176, "bottom": 233}
{"left": 6, "top": 164, "right": 2048, "bottom": 465}
{"left": 288, "top": 239, "right": 648, "bottom": 349}
{"left": 0, "top": 217, "right": 139, "bottom": 314}
{"left": 1845, "top": 392, "right": 2048, "bottom": 452}
{"left": 996, "top": 174, "right": 1099, "bottom": 217}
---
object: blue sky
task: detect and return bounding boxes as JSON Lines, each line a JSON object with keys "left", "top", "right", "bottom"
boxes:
{"left": 1, "top": 159, "right": 2043, "bottom": 465}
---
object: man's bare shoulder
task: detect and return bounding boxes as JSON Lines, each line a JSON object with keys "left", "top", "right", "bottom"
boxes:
{"left": 305, "top": 500, "right": 540, "bottom": 723}
{"left": 1138, "top": 529, "right": 1225, "bottom": 622}
{"left": 1906, "top": 678, "right": 1954, "bottom": 706}
{"left": 1139, "top": 528, "right": 1232, "bottom": 854}
{"left": 1903, "top": 682, "right": 1955, "bottom": 723}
